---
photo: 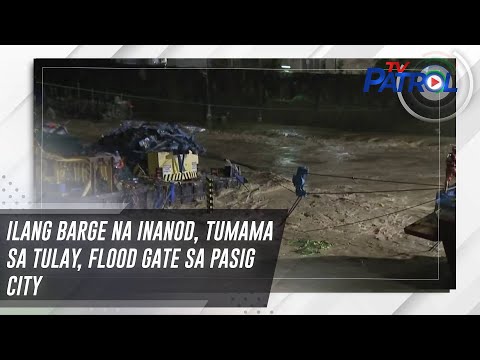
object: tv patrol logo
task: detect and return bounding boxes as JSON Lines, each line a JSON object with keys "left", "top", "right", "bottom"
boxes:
{"left": 363, "top": 61, "right": 457, "bottom": 93}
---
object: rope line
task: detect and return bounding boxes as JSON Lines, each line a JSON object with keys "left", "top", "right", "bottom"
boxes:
{"left": 271, "top": 172, "right": 438, "bottom": 199}
{"left": 307, "top": 187, "right": 439, "bottom": 195}
{"left": 219, "top": 158, "right": 440, "bottom": 188}
{"left": 287, "top": 196, "right": 303, "bottom": 217}
{"left": 307, "top": 172, "right": 439, "bottom": 187}
{"left": 302, "top": 198, "right": 435, "bottom": 233}
{"left": 275, "top": 181, "right": 296, "bottom": 194}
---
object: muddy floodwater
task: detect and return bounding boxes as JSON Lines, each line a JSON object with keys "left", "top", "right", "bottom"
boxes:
{"left": 194, "top": 123, "right": 454, "bottom": 290}
{"left": 65, "top": 120, "right": 454, "bottom": 290}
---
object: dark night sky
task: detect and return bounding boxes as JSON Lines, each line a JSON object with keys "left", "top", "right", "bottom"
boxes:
{"left": 34, "top": 59, "right": 456, "bottom": 136}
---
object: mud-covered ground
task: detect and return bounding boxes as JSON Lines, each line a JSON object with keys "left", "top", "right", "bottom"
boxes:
{"left": 63, "top": 119, "right": 454, "bottom": 290}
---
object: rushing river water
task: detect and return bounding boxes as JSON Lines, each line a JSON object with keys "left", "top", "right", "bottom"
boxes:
{"left": 194, "top": 123, "right": 455, "bottom": 290}
{"left": 197, "top": 123, "right": 453, "bottom": 191}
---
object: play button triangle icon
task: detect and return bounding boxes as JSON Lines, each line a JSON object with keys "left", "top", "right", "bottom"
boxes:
{"left": 431, "top": 77, "right": 440, "bottom": 87}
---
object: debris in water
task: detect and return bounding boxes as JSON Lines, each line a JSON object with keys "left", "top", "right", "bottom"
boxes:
{"left": 96, "top": 122, "right": 206, "bottom": 168}
{"left": 290, "top": 239, "right": 332, "bottom": 255}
